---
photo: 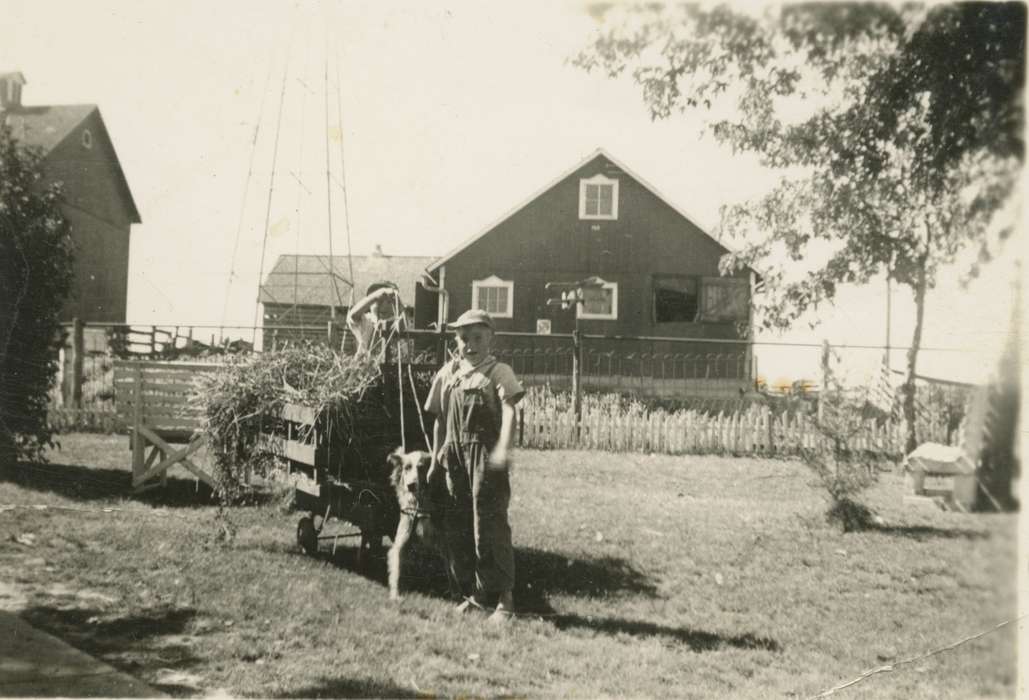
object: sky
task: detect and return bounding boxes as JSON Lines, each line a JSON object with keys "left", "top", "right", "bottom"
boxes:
{"left": 3, "top": 0, "right": 1022, "bottom": 386}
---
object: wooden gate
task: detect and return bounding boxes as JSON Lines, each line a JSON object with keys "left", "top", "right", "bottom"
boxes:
{"left": 113, "top": 359, "right": 222, "bottom": 491}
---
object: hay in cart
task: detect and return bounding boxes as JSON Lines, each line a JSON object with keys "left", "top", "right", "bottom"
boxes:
{"left": 192, "top": 346, "right": 435, "bottom": 565}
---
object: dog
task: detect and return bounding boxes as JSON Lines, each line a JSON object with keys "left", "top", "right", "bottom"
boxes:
{"left": 386, "top": 448, "right": 459, "bottom": 601}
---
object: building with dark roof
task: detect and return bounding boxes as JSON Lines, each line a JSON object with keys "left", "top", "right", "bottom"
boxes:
{"left": 422, "top": 148, "right": 758, "bottom": 386}
{"left": 258, "top": 248, "right": 434, "bottom": 347}
{"left": 1, "top": 72, "right": 140, "bottom": 323}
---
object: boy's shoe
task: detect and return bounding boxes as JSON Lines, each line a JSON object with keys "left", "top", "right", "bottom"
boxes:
{"left": 455, "top": 596, "right": 487, "bottom": 615}
{"left": 488, "top": 592, "right": 514, "bottom": 624}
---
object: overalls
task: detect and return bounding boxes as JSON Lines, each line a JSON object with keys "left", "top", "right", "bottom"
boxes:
{"left": 438, "top": 357, "right": 515, "bottom": 599}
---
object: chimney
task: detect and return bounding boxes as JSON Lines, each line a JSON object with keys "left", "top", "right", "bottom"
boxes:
{"left": 0, "top": 72, "right": 25, "bottom": 110}
{"left": 372, "top": 244, "right": 384, "bottom": 257}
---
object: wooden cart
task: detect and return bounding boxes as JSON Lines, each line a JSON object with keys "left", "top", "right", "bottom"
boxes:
{"left": 269, "top": 363, "right": 435, "bottom": 569}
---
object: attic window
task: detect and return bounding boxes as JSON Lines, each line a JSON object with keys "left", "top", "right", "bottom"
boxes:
{"left": 472, "top": 275, "right": 514, "bottom": 318}
{"left": 81, "top": 129, "right": 93, "bottom": 149}
{"left": 579, "top": 174, "right": 618, "bottom": 220}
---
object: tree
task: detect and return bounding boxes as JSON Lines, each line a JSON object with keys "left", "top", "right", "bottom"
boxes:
{"left": 575, "top": 2, "right": 1024, "bottom": 453}
{"left": 0, "top": 123, "right": 74, "bottom": 463}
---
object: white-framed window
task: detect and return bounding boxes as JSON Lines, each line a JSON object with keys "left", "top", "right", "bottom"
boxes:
{"left": 471, "top": 275, "right": 514, "bottom": 318}
{"left": 577, "top": 279, "right": 618, "bottom": 320}
{"left": 699, "top": 277, "right": 749, "bottom": 322}
{"left": 579, "top": 174, "right": 618, "bottom": 220}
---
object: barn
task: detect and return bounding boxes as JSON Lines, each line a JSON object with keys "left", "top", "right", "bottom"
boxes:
{"left": 0, "top": 71, "right": 141, "bottom": 324}
{"left": 258, "top": 249, "right": 435, "bottom": 348}
{"left": 416, "top": 148, "right": 757, "bottom": 384}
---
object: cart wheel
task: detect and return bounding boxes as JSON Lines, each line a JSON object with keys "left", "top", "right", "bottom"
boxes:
{"left": 297, "top": 516, "right": 318, "bottom": 556}
{"left": 355, "top": 530, "right": 383, "bottom": 572}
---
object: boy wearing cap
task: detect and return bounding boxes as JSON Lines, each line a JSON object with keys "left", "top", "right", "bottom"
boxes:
{"left": 346, "top": 281, "right": 404, "bottom": 358}
{"left": 424, "top": 309, "right": 524, "bottom": 622}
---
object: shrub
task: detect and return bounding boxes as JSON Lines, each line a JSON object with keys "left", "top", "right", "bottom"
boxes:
{"left": 799, "top": 352, "right": 886, "bottom": 532}
{"left": 0, "top": 124, "right": 74, "bottom": 463}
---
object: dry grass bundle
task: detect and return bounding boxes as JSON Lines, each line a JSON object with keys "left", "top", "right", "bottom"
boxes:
{"left": 191, "top": 346, "right": 387, "bottom": 501}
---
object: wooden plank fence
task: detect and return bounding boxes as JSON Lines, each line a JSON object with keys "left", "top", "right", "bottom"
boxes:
{"left": 517, "top": 403, "right": 952, "bottom": 457}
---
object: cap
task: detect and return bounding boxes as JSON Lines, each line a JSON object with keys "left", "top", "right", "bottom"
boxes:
{"left": 366, "top": 280, "right": 399, "bottom": 296}
{"left": 449, "top": 308, "right": 495, "bottom": 330}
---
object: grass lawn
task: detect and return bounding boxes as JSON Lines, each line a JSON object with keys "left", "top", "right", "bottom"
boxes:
{"left": 0, "top": 433, "right": 1017, "bottom": 698}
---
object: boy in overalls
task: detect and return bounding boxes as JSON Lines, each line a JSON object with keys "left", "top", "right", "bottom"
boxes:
{"left": 424, "top": 309, "right": 524, "bottom": 622}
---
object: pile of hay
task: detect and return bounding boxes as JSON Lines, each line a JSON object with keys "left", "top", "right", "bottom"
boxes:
{"left": 192, "top": 346, "right": 429, "bottom": 501}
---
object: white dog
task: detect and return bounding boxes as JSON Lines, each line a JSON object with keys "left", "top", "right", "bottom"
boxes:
{"left": 386, "top": 448, "right": 459, "bottom": 601}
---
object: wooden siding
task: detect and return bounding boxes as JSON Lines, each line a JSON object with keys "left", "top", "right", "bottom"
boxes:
{"left": 438, "top": 153, "right": 749, "bottom": 339}
{"left": 59, "top": 208, "right": 130, "bottom": 323}
{"left": 45, "top": 111, "right": 136, "bottom": 322}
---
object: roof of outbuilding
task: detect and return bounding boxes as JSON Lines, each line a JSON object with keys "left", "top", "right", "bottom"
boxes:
{"left": 2, "top": 104, "right": 96, "bottom": 153}
{"left": 259, "top": 254, "right": 436, "bottom": 308}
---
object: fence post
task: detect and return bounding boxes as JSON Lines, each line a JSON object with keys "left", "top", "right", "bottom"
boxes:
{"left": 150, "top": 325, "right": 157, "bottom": 355}
{"left": 131, "top": 365, "right": 144, "bottom": 483}
{"left": 766, "top": 406, "right": 774, "bottom": 452}
{"left": 71, "top": 318, "right": 84, "bottom": 409}
{"left": 437, "top": 326, "right": 447, "bottom": 365}
{"left": 572, "top": 329, "right": 582, "bottom": 438}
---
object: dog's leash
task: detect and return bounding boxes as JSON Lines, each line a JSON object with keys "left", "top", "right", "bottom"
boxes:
{"left": 400, "top": 505, "right": 439, "bottom": 519}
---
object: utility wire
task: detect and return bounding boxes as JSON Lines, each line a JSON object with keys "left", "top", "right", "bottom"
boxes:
{"left": 323, "top": 32, "right": 346, "bottom": 314}
{"left": 252, "top": 20, "right": 296, "bottom": 344}
{"left": 291, "top": 21, "right": 312, "bottom": 327}
{"left": 219, "top": 51, "right": 275, "bottom": 342}
{"left": 333, "top": 41, "right": 356, "bottom": 306}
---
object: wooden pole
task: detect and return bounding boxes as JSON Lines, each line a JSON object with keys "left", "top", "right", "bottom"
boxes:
{"left": 885, "top": 268, "right": 892, "bottom": 368}
{"left": 131, "top": 366, "right": 144, "bottom": 483}
{"left": 572, "top": 327, "right": 582, "bottom": 438}
{"left": 71, "top": 318, "right": 84, "bottom": 409}
{"left": 437, "top": 324, "right": 447, "bottom": 366}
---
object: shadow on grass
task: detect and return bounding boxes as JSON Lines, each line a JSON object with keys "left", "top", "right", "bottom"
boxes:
{"left": 22, "top": 605, "right": 202, "bottom": 695}
{"left": 546, "top": 613, "right": 781, "bottom": 653}
{"left": 292, "top": 541, "right": 661, "bottom": 605}
{"left": 3, "top": 460, "right": 223, "bottom": 508}
{"left": 276, "top": 677, "right": 423, "bottom": 698}
{"left": 247, "top": 541, "right": 780, "bottom": 655}
{"left": 869, "top": 523, "right": 991, "bottom": 541}
{"left": 514, "top": 547, "right": 658, "bottom": 604}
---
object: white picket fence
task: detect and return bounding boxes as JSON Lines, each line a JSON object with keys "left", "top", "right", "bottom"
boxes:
{"left": 517, "top": 403, "right": 953, "bottom": 457}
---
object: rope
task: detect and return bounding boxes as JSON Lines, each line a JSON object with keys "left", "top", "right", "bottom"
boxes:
{"left": 395, "top": 293, "right": 406, "bottom": 452}
{"left": 808, "top": 614, "right": 1026, "bottom": 698}
{"left": 408, "top": 362, "right": 431, "bottom": 447}
{"left": 251, "top": 21, "right": 295, "bottom": 344}
{"left": 220, "top": 44, "right": 275, "bottom": 340}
